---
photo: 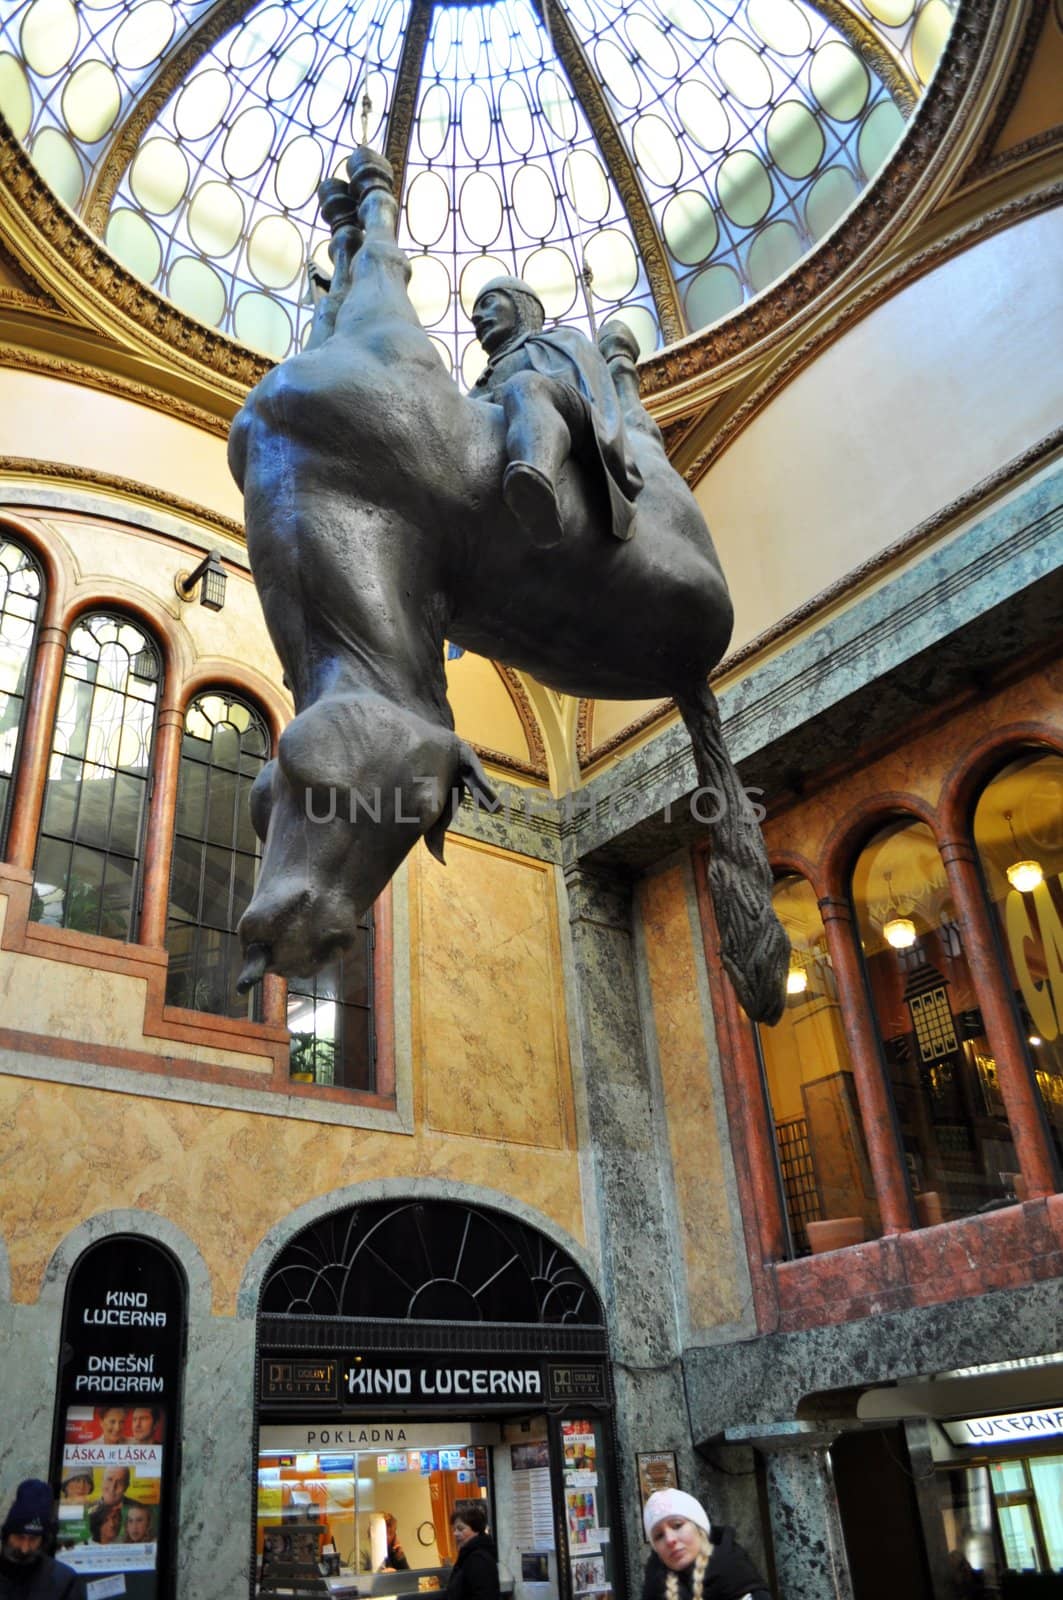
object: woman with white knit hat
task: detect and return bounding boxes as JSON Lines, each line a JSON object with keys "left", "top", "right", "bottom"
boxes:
{"left": 641, "top": 1489, "right": 771, "bottom": 1600}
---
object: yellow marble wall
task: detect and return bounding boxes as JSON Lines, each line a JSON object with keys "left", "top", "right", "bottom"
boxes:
{"left": 411, "top": 837, "right": 575, "bottom": 1152}
{"left": 639, "top": 865, "right": 744, "bottom": 1331}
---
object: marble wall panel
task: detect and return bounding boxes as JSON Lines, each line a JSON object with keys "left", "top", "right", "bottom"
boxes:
{"left": 412, "top": 839, "right": 575, "bottom": 1150}
{"left": 638, "top": 866, "right": 744, "bottom": 1332}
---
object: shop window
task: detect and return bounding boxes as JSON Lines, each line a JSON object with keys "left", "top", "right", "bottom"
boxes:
{"left": 973, "top": 751, "right": 1063, "bottom": 1171}
{"left": 288, "top": 919, "right": 374, "bottom": 1090}
{"left": 164, "top": 690, "right": 270, "bottom": 1018}
{"left": 758, "top": 874, "right": 880, "bottom": 1254}
{"left": 0, "top": 537, "right": 43, "bottom": 856}
{"left": 852, "top": 819, "right": 1016, "bottom": 1223}
{"left": 30, "top": 612, "right": 161, "bottom": 939}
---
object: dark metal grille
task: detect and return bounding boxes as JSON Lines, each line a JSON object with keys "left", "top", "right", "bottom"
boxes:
{"left": 776, "top": 1115, "right": 820, "bottom": 1254}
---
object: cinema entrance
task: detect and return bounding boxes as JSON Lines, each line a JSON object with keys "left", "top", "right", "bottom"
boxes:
{"left": 253, "top": 1200, "right": 621, "bottom": 1600}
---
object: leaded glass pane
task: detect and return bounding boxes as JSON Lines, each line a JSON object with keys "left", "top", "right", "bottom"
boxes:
{"left": 0, "top": 538, "right": 43, "bottom": 856}
{"left": 164, "top": 689, "right": 270, "bottom": 1020}
{"left": 31, "top": 611, "right": 161, "bottom": 939}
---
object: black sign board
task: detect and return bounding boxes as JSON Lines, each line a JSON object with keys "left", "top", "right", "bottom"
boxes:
{"left": 547, "top": 1365, "right": 608, "bottom": 1403}
{"left": 343, "top": 1356, "right": 547, "bottom": 1406}
{"left": 51, "top": 1236, "right": 186, "bottom": 1600}
{"left": 262, "top": 1359, "right": 339, "bottom": 1403}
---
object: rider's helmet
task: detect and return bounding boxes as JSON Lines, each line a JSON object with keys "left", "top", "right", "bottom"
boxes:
{"left": 472, "top": 275, "right": 545, "bottom": 334}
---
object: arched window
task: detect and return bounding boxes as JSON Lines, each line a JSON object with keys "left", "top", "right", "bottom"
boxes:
{"left": 0, "top": 536, "right": 43, "bottom": 856}
{"left": 852, "top": 817, "right": 1015, "bottom": 1223}
{"left": 973, "top": 750, "right": 1063, "bottom": 1169}
{"left": 288, "top": 924, "right": 374, "bottom": 1091}
{"left": 31, "top": 612, "right": 161, "bottom": 939}
{"left": 165, "top": 690, "right": 270, "bottom": 1018}
{"left": 758, "top": 873, "right": 879, "bottom": 1253}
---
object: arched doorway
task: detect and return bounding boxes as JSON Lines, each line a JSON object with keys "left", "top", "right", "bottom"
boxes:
{"left": 253, "top": 1199, "right": 621, "bottom": 1600}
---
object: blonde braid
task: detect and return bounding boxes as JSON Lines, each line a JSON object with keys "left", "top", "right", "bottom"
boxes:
{"left": 663, "top": 1542, "right": 710, "bottom": 1600}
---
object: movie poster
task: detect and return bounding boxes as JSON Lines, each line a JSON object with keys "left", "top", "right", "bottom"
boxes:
{"left": 56, "top": 1405, "right": 164, "bottom": 1574}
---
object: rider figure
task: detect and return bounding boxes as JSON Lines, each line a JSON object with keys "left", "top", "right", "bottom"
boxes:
{"left": 468, "top": 276, "right": 644, "bottom": 549}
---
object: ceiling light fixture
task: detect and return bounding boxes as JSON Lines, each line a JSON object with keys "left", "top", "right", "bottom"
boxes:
{"left": 881, "top": 869, "right": 918, "bottom": 950}
{"left": 1004, "top": 809, "right": 1043, "bottom": 892}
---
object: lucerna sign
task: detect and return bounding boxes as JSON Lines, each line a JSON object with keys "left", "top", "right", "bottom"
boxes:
{"left": 346, "top": 1362, "right": 543, "bottom": 1402}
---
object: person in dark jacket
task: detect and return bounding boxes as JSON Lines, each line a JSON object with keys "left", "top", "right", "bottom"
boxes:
{"left": 641, "top": 1489, "right": 771, "bottom": 1600}
{"left": 381, "top": 1513, "right": 409, "bottom": 1572}
{"left": 445, "top": 1504, "right": 500, "bottom": 1600}
{"left": 0, "top": 1479, "right": 87, "bottom": 1599}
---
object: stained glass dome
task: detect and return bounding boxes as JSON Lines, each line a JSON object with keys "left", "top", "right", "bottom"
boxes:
{"left": 0, "top": 0, "right": 956, "bottom": 373}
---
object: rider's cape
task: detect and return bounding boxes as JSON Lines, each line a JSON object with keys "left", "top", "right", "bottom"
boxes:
{"left": 475, "top": 326, "right": 644, "bottom": 541}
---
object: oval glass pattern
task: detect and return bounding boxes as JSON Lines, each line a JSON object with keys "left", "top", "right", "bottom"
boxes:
{"left": 21, "top": 0, "right": 79, "bottom": 78}
{"left": 268, "top": 32, "right": 317, "bottom": 104}
{"left": 461, "top": 336, "right": 488, "bottom": 389}
{"left": 747, "top": 0, "right": 811, "bottom": 55}
{"left": 168, "top": 255, "right": 226, "bottom": 326}
{"left": 430, "top": 6, "right": 453, "bottom": 73}
{"left": 766, "top": 100, "right": 825, "bottom": 179}
{"left": 229, "top": 5, "right": 285, "bottom": 70}
{"left": 805, "top": 165, "right": 858, "bottom": 238}
{"left": 717, "top": 150, "right": 773, "bottom": 227}
{"left": 512, "top": 163, "right": 556, "bottom": 240}
{"left": 662, "top": 191, "right": 718, "bottom": 266}
{"left": 61, "top": 60, "right": 121, "bottom": 142}
{"left": 858, "top": 99, "right": 905, "bottom": 179}
{"left": 248, "top": 214, "right": 304, "bottom": 289}
{"left": 105, "top": 208, "right": 161, "bottom": 281}
{"left": 234, "top": 291, "right": 292, "bottom": 360}
{"left": 114, "top": 1, "right": 175, "bottom": 71}
{"left": 187, "top": 180, "right": 245, "bottom": 257}
{"left": 714, "top": 39, "right": 773, "bottom": 108}
{"left": 522, "top": 246, "right": 577, "bottom": 316}
{"left": 308, "top": 55, "right": 350, "bottom": 127}
{"left": 660, "top": 0, "right": 713, "bottom": 39}
{"left": 913, "top": 0, "right": 953, "bottom": 83}
{"left": 222, "top": 106, "right": 276, "bottom": 180}
{"left": 460, "top": 170, "right": 503, "bottom": 247}
{"left": 408, "top": 253, "right": 451, "bottom": 325}
{"left": 625, "top": 15, "right": 679, "bottom": 79}
{"left": 275, "top": 135, "right": 324, "bottom": 211}
{"left": 31, "top": 126, "right": 83, "bottom": 205}
{"left": 175, "top": 69, "right": 230, "bottom": 141}
{"left": 459, "top": 254, "right": 507, "bottom": 316}
{"left": 498, "top": 78, "right": 533, "bottom": 155}
{"left": 865, "top": 0, "right": 915, "bottom": 20}
{"left": 632, "top": 114, "right": 682, "bottom": 188}
{"left": 538, "top": 69, "right": 577, "bottom": 141}
{"left": 460, "top": 83, "right": 492, "bottom": 161}
{"left": 810, "top": 42, "right": 870, "bottom": 121}
{"left": 0, "top": 54, "right": 34, "bottom": 140}
{"left": 675, "top": 80, "right": 729, "bottom": 152}
{"left": 685, "top": 263, "right": 743, "bottom": 328}
{"left": 747, "top": 218, "right": 802, "bottom": 292}
{"left": 487, "top": 5, "right": 512, "bottom": 73}
{"left": 418, "top": 82, "right": 451, "bottom": 161}
{"left": 564, "top": 150, "right": 610, "bottom": 224}
{"left": 601, "top": 305, "right": 659, "bottom": 357}
{"left": 407, "top": 170, "right": 450, "bottom": 247}
{"left": 130, "top": 137, "right": 188, "bottom": 215}
{"left": 583, "top": 229, "right": 638, "bottom": 302}
{"left": 595, "top": 39, "right": 640, "bottom": 109}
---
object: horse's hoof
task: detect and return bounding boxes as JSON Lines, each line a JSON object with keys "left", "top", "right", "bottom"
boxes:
{"left": 503, "top": 462, "right": 564, "bottom": 549}
{"left": 346, "top": 146, "right": 395, "bottom": 198}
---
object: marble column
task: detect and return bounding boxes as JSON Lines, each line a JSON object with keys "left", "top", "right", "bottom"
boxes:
{"left": 756, "top": 1430, "right": 854, "bottom": 1600}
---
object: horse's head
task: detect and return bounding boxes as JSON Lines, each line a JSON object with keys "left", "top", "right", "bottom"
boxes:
{"left": 236, "top": 692, "right": 495, "bottom": 986}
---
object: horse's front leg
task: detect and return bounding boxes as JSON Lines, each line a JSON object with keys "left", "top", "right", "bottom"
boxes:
{"left": 333, "top": 147, "right": 423, "bottom": 340}
{"left": 304, "top": 180, "right": 364, "bottom": 351}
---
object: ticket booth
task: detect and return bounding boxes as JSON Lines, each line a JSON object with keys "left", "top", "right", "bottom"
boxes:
{"left": 253, "top": 1201, "right": 622, "bottom": 1600}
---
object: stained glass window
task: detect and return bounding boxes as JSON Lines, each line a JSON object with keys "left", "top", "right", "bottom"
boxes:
{"left": 0, "top": 537, "right": 43, "bottom": 856}
{"left": 165, "top": 689, "right": 271, "bottom": 1019}
{"left": 288, "top": 922, "right": 374, "bottom": 1092}
{"left": 0, "top": 0, "right": 958, "bottom": 365}
{"left": 31, "top": 611, "right": 161, "bottom": 940}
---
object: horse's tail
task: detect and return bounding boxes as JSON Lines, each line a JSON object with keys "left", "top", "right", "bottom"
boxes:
{"left": 676, "top": 682, "right": 788, "bottom": 1025}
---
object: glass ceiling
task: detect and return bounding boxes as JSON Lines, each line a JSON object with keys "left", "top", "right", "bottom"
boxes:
{"left": 0, "top": 0, "right": 956, "bottom": 374}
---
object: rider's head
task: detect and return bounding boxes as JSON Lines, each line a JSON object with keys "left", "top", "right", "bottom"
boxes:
{"left": 472, "top": 276, "right": 545, "bottom": 355}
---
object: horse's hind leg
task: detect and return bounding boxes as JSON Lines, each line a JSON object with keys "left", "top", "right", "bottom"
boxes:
{"left": 332, "top": 147, "right": 422, "bottom": 338}
{"left": 676, "top": 682, "right": 789, "bottom": 1024}
{"left": 599, "top": 323, "right": 665, "bottom": 447}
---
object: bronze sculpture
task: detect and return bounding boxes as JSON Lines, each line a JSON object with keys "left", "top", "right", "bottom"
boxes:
{"left": 229, "top": 146, "right": 788, "bottom": 1024}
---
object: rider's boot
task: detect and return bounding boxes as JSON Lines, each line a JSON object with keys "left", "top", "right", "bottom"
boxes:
{"left": 502, "top": 462, "right": 565, "bottom": 550}
{"left": 501, "top": 380, "right": 569, "bottom": 549}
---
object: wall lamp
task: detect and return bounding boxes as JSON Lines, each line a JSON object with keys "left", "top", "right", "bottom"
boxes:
{"left": 176, "top": 550, "right": 227, "bottom": 612}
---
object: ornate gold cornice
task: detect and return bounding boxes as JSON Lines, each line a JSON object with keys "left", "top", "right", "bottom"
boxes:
{"left": 498, "top": 665, "right": 549, "bottom": 777}
{"left": 0, "top": 343, "right": 231, "bottom": 438}
{"left": 639, "top": 0, "right": 1006, "bottom": 412}
{"left": 967, "top": 0, "right": 1051, "bottom": 173}
{"left": 533, "top": 0, "right": 686, "bottom": 344}
{"left": 677, "top": 178, "right": 1063, "bottom": 484}
{"left": 811, "top": 0, "right": 917, "bottom": 111}
{"left": 83, "top": 0, "right": 261, "bottom": 234}
{"left": 386, "top": 0, "right": 433, "bottom": 200}
{"left": 0, "top": 455, "right": 244, "bottom": 542}
{"left": 964, "top": 122, "right": 1063, "bottom": 187}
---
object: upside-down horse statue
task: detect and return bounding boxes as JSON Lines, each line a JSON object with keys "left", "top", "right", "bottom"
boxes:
{"left": 229, "top": 145, "right": 789, "bottom": 1025}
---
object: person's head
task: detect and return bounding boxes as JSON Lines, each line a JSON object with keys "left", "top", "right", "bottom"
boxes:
{"left": 88, "top": 1503, "right": 121, "bottom": 1545}
{"left": 99, "top": 1466, "right": 131, "bottom": 1508}
{"left": 123, "top": 1503, "right": 153, "bottom": 1542}
{"left": 643, "top": 1490, "right": 712, "bottom": 1573}
{"left": 472, "top": 277, "right": 545, "bottom": 355}
{"left": 61, "top": 1471, "right": 94, "bottom": 1501}
{"left": 451, "top": 1502, "right": 488, "bottom": 1548}
{"left": 128, "top": 1406, "right": 160, "bottom": 1443}
{"left": 383, "top": 1513, "right": 398, "bottom": 1541}
{"left": 1, "top": 1480, "right": 54, "bottom": 1566}
{"left": 96, "top": 1407, "right": 126, "bottom": 1443}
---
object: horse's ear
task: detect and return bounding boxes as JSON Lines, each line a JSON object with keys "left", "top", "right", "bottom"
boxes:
{"left": 422, "top": 744, "right": 497, "bottom": 865}
{"left": 249, "top": 760, "right": 276, "bottom": 843}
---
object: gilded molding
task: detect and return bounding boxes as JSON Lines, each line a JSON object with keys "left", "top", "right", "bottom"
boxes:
{"left": 577, "top": 424, "right": 1063, "bottom": 770}
{"left": 83, "top": 0, "right": 262, "bottom": 234}
{"left": 471, "top": 742, "right": 547, "bottom": 783}
{"left": 535, "top": 0, "right": 686, "bottom": 344}
{"left": 498, "top": 665, "right": 549, "bottom": 776}
{"left": 966, "top": 124, "right": 1063, "bottom": 185}
{"left": 968, "top": 0, "right": 1051, "bottom": 173}
{"left": 0, "top": 455, "right": 245, "bottom": 542}
{"left": 679, "top": 180, "right": 1063, "bottom": 484}
{"left": 0, "top": 288, "right": 50, "bottom": 317}
{"left": 810, "top": 0, "right": 917, "bottom": 111}
{"left": 385, "top": 0, "right": 433, "bottom": 200}
{"left": 639, "top": 0, "right": 1004, "bottom": 408}
{"left": 0, "top": 343, "right": 232, "bottom": 439}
